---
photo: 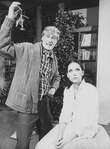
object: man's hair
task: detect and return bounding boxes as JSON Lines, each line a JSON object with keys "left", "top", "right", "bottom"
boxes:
{"left": 41, "top": 26, "right": 60, "bottom": 40}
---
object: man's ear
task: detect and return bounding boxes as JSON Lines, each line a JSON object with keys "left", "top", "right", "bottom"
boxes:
{"left": 41, "top": 36, "right": 43, "bottom": 42}
{"left": 54, "top": 40, "right": 58, "bottom": 45}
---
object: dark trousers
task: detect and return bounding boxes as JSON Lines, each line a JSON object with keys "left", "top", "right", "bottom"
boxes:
{"left": 15, "top": 112, "right": 39, "bottom": 149}
{"left": 37, "top": 94, "right": 53, "bottom": 140}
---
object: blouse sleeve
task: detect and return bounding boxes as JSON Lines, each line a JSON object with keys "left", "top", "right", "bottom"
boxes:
{"left": 75, "top": 86, "right": 99, "bottom": 137}
{"left": 59, "top": 88, "right": 72, "bottom": 124}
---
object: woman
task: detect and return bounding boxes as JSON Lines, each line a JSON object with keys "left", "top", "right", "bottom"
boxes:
{"left": 35, "top": 59, "right": 99, "bottom": 149}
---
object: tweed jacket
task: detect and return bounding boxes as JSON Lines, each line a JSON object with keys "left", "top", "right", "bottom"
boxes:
{"left": 0, "top": 17, "right": 60, "bottom": 113}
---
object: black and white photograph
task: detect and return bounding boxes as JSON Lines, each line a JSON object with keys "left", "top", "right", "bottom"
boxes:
{"left": 0, "top": 0, "right": 110, "bottom": 149}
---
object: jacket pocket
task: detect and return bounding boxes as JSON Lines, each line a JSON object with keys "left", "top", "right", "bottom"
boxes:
{"left": 14, "top": 92, "right": 27, "bottom": 108}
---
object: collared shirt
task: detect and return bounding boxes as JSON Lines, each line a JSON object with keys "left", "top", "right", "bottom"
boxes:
{"left": 38, "top": 48, "right": 53, "bottom": 100}
{"left": 59, "top": 80, "right": 99, "bottom": 138}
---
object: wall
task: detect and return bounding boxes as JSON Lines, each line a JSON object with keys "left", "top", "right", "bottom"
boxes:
{"left": 87, "top": 7, "right": 99, "bottom": 26}
{"left": 97, "top": 0, "right": 110, "bottom": 125}
{"left": 72, "top": 7, "right": 99, "bottom": 26}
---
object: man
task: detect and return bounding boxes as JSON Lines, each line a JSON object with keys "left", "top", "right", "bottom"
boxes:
{"left": 0, "top": 2, "right": 60, "bottom": 149}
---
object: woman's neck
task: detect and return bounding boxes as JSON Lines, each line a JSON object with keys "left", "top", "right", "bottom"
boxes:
{"left": 73, "top": 84, "right": 79, "bottom": 91}
{"left": 73, "top": 81, "right": 81, "bottom": 90}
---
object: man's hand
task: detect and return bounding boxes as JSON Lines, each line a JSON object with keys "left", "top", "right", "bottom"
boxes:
{"left": 7, "top": 2, "right": 22, "bottom": 20}
{"left": 48, "top": 88, "right": 56, "bottom": 96}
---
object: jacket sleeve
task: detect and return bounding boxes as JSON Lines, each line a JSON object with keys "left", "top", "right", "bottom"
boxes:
{"left": 51, "top": 56, "right": 61, "bottom": 90}
{"left": 0, "top": 16, "right": 26, "bottom": 59}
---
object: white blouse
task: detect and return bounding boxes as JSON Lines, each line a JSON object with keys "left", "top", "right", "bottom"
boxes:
{"left": 59, "top": 80, "right": 99, "bottom": 138}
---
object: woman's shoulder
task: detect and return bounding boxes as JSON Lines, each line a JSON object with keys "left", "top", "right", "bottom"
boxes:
{"left": 85, "top": 81, "right": 97, "bottom": 93}
{"left": 64, "top": 85, "right": 73, "bottom": 95}
{"left": 64, "top": 84, "right": 73, "bottom": 91}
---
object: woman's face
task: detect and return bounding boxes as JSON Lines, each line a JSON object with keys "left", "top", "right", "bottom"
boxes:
{"left": 67, "top": 62, "right": 84, "bottom": 85}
